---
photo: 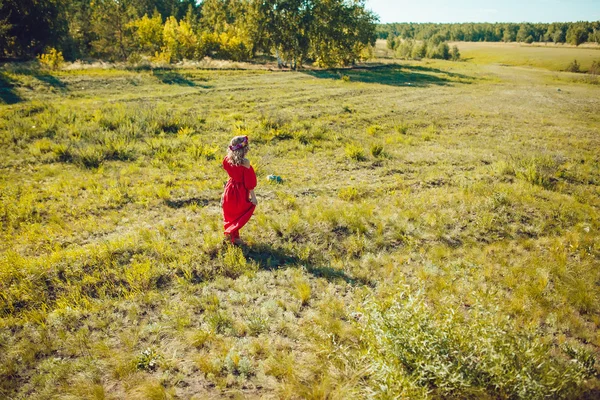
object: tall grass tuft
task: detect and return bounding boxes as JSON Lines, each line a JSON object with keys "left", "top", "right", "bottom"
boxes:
{"left": 219, "top": 245, "right": 256, "bottom": 278}
{"left": 370, "top": 143, "right": 384, "bottom": 158}
{"left": 502, "top": 155, "right": 561, "bottom": 190}
{"left": 345, "top": 143, "right": 366, "bottom": 161}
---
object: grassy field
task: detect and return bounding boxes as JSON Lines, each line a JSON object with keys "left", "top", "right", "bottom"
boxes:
{"left": 452, "top": 41, "right": 600, "bottom": 71}
{"left": 1, "top": 52, "right": 599, "bottom": 399}
{"left": 376, "top": 39, "right": 600, "bottom": 72}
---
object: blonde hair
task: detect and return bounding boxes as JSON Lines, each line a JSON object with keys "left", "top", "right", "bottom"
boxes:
{"left": 226, "top": 136, "right": 249, "bottom": 166}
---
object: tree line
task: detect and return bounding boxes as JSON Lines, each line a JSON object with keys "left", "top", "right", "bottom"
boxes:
{"left": 379, "top": 22, "right": 600, "bottom": 46}
{"left": 0, "top": 0, "right": 377, "bottom": 68}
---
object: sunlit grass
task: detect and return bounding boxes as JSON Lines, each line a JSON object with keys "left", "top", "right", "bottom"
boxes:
{"left": 453, "top": 41, "right": 600, "bottom": 71}
{"left": 1, "top": 54, "right": 599, "bottom": 398}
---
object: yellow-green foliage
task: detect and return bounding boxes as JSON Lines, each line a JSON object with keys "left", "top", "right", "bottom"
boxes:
{"left": 37, "top": 48, "right": 64, "bottom": 70}
{"left": 163, "top": 16, "right": 197, "bottom": 61}
{"left": 344, "top": 143, "right": 365, "bottom": 161}
{"left": 0, "top": 55, "right": 599, "bottom": 399}
{"left": 129, "top": 12, "right": 164, "bottom": 54}
{"left": 356, "top": 291, "right": 596, "bottom": 398}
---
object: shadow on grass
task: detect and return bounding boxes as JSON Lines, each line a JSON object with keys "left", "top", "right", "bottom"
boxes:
{"left": 164, "top": 197, "right": 209, "bottom": 208}
{"left": 0, "top": 72, "right": 23, "bottom": 104}
{"left": 1, "top": 68, "right": 68, "bottom": 103}
{"left": 304, "top": 63, "right": 475, "bottom": 87}
{"left": 243, "top": 243, "right": 371, "bottom": 286}
{"left": 152, "top": 70, "right": 207, "bottom": 87}
{"left": 33, "top": 73, "right": 67, "bottom": 91}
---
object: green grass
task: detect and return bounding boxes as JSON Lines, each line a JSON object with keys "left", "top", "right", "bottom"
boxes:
{"left": 453, "top": 41, "right": 600, "bottom": 71}
{"left": 1, "top": 56, "right": 599, "bottom": 398}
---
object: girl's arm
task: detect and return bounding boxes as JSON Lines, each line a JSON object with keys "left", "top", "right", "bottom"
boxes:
{"left": 249, "top": 189, "right": 258, "bottom": 206}
{"left": 242, "top": 159, "right": 258, "bottom": 206}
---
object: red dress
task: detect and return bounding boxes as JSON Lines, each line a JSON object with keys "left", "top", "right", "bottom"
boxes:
{"left": 222, "top": 158, "right": 257, "bottom": 240}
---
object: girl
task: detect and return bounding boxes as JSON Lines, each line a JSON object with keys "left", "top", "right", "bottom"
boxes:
{"left": 221, "top": 135, "right": 258, "bottom": 245}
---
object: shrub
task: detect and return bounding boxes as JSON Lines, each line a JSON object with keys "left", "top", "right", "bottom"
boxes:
{"left": 292, "top": 278, "right": 311, "bottom": 306}
{"left": 152, "top": 49, "right": 172, "bottom": 64}
{"left": 386, "top": 35, "right": 397, "bottom": 50}
{"left": 427, "top": 42, "right": 450, "bottom": 60}
{"left": 128, "top": 12, "right": 164, "bottom": 54}
{"left": 345, "top": 143, "right": 365, "bottom": 161}
{"left": 126, "top": 52, "right": 143, "bottom": 67}
{"left": 219, "top": 245, "right": 253, "bottom": 278}
{"left": 394, "top": 123, "right": 409, "bottom": 135}
{"left": 37, "top": 48, "right": 64, "bottom": 70}
{"left": 395, "top": 39, "right": 414, "bottom": 59}
{"left": 216, "top": 31, "right": 251, "bottom": 61}
{"left": 100, "top": 134, "right": 136, "bottom": 161}
{"left": 450, "top": 45, "right": 460, "bottom": 61}
{"left": 338, "top": 187, "right": 361, "bottom": 201}
{"left": 163, "top": 17, "right": 198, "bottom": 61}
{"left": 188, "top": 143, "right": 217, "bottom": 160}
{"left": 566, "top": 59, "right": 581, "bottom": 73}
{"left": 366, "top": 124, "right": 381, "bottom": 136}
{"left": 358, "top": 293, "right": 596, "bottom": 398}
{"left": 75, "top": 146, "right": 104, "bottom": 169}
{"left": 196, "top": 32, "right": 221, "bottom": 59}
{"left": 411, "top": 42, "right": 427, "bottom": 59}
{"left": 588, "top": 60, "right": 600, "bottom": 75}
{"left": 370, "top": 143, "right": 384, "bottom": 158}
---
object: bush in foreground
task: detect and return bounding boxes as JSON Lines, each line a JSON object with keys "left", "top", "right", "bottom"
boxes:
{"left": 356, "top": 292, "right": 597, "bottom": 398}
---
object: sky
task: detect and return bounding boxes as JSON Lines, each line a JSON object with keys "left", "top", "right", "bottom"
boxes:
{"left": 365, "top": 0, "right": 600, "bottom": 24}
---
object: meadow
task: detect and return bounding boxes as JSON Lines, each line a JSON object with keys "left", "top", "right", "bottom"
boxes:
{"left": 451, "top": 41, "right": 600, "bottom": 71}
{"left": 1, "top": 47, "right": 599, "bottom": 398}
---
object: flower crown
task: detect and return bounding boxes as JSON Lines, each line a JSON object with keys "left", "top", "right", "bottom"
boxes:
{"left": 229, "top": 136, "right": 249, "bottom": 151}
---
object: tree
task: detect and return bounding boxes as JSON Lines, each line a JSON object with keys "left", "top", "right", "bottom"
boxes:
{"left": 259, "top": 0, "right": 312, "bottom": 68}
{"left": 197, "top": 0, "right": 254, "bottom": 61}
{"left": 552, "top": 29, "right": 566, "bottom": 43}
{"left": 590, "top": 29, "right": 600, "bottom": 44}
{"left": 386, "top": 34, "right": 397, "bottom": 50}
{"left": 516, "top": 23, "right": 534, "bottom": 43}
{"left": 502, "top": 24, "right": 517, "bottom": 42}
{"left": 162, "top": 15, "right": 198, "bottom": 60}
{"left": 309, "top": 0, "right": 378, "bottom": 68}
{"left": 199, "top": 0, "right": 236, "bottom": 33}
{"left": 0, "top": 0, "right": 67, "bottom": 57}
{"left": 0, "top": 0, "right": 14, "bottom": 57}
{"left": 450, "top": 45, "right": 460, "bottom": 61}
{"left": 411, "top": 41, "right": 426, "bottom": 59}
{"left": 429, "top": 33, "right": 445, "bottom": 46}
{"left": 566, "top": 24, "right": 588, "bottom": 46}
{"left": 395, "top": 39, "right": 414, "bottom": 59}
{"left": 129, "top": 11, "right": 164, "bottom": 54}
{"left": 427, "top": 41, "right": 449, "bottom": 59}
{"left": 545, "top": 23, "right": 566, "bottom": 44}
{"left": 61, "top": 0, "right": 96, "bottom": 60}
{"left": 90, "top": 0, "right": 138, "bottom": 60}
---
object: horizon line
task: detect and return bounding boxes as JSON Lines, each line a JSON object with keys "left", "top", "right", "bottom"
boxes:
{"left": 378, "top": 20, "right": 600, "bottom": 24}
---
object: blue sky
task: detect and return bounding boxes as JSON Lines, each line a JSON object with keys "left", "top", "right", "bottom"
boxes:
{"left": 365, "top": 0, "right": 600, "bottom": 24}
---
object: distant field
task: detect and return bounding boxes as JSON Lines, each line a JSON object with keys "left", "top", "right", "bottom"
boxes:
{"left": 376, "top": 39, "right": 600, "bottom": 71}
{"left": 1, "top": 54, "right": 599, "bottom": 398}
{"left": 453, "top": 41, "right": 600, "bottom": 71}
